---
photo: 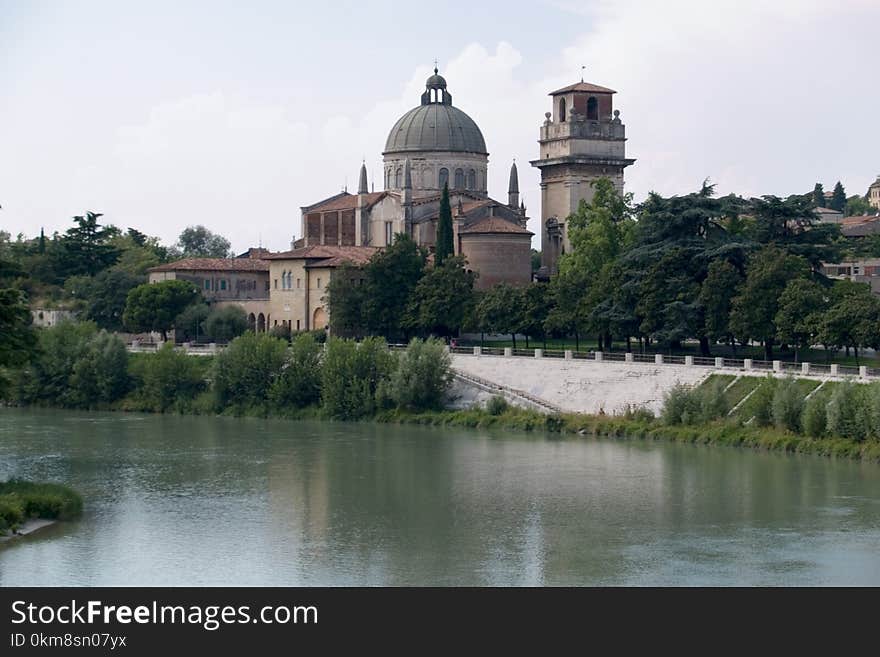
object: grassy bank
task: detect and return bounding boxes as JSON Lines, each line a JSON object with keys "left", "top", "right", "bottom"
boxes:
{"left": 0, "top": 480, "right": 83, "bottom": 535}
{"left": 377, "top": 406, "right": 880, "bottom": 462}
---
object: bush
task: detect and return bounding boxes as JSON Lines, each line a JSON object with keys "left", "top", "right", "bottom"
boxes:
{"left": 270, "top": 324, "right": 292, "bottom": 342}
{"left": 0, "top": 480, "right": 83, "bottom": 534}
{"left": 15, "top": 322, "right": 129, "bottom": 408}
{"left": 865, "top": 383, "right": 880, "bottom": 439}
{"left": 213, "top": 332, "right": 288, "bottom": 412}
{"left": 772, "top": 377, "right": 805, "bottom": 433}
{"left": 749, "top": 377, "right": 777, "bottom": 427}
{"left": 698, "top": 377, "right": 730, "bottom": 423}
{"left": 269, "top": 333, "right": 322, "bottom": 410}
{"left": 387, "top": 338, "right": 453, "bottom": 411}
{"left": 175, "top": 304, "right": 210, "bottom": 342}
{"left": 0, "top": 494, "right": 25, "bottom": 533}
{"left": 622, "top": 404, "right": 655, "bottom": 422}
{"left": 661, "top": 384, "right": 700, "bottom": 425}
{"left": 320, "top": 337, "right": 396, "bottom": 420}
{"left": 801, "top": 391, "right": 828, "bottom": 438}
{"left": 204, "top": 306, "right": 248, "bottom": 343}
{"left": 130, "top": 343, "right": 207, "bottom": 412}
{"left": 826, "top": 381, "right": 869, "bottom": 441}
{"left": 486, "top": 395, "right": 509, "bottom": 416}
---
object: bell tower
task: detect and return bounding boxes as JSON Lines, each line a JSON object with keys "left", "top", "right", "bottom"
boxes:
{"left": 530, "top": 80, "right": 635, "bottom": 276}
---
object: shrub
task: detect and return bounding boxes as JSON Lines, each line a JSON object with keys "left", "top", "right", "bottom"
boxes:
{"left": 204, "top": 306, "right": 248, "bottom": 343}
{"left": 749, "top": 377, "right": 777, "bottom": 427}
{"left": 213, "top": 332, "right": 288, "bottom": 412}
{"left": 622, "top": 404, "right": 655, "bottom": 422}
{"left": 698, "top": 377, "right": 730, "bottom": 423}
{"left": 320, "top": 337, "right": 396, "bottom": 420}
{"left": 661, "top": 384, "right": 700, "bottom": 425}
{"left": 269, "top": 333, "right": 322, "bottom": 410}
{"left": 175, "top": 303, "right": 210, "bottom": 342}
{"left": 826, "top": 381, "right": 869, "bottom": 441}
{"left": 269, "top": 323, "right": 292, "bottom": 342}
{"left": 772, "top": 377, "right": 805, "bottom": 433}
{"left": 865, "top": 383, "right": 880, "bottom": 440}
{"left": 0, "top": 494, "right": 25, "bottom": 533}
{"left": 131, "top": 343, "right": 207, "bottom": 412}
{"left": 486, "top": 395, "right": 509, "bottom": 416}
{"left": 0, "top": 479, "right": 83, "bottom": 531}
{"left": 801, "top": 391, "right": 828, "bottom": 438}
{"left": 387, "top": 338, "right": 453, "bottom": 411}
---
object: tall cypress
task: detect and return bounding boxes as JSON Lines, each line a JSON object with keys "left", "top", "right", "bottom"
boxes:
{"left": 812, "top": 183, "right": 826, "bottom": 207}
{"left": 436, "top": 183, "right": 454, "bottom": 266}
{"left": 830, "top": 181, "right": 846, "bottom": 212}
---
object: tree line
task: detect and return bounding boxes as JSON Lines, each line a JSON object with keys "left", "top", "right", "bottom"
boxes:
{"left": 328, "top": 178, "right": 880, "bottom": 361}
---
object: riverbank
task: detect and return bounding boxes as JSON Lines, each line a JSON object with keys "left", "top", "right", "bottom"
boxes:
{"left": 0, "top": 480, "right": 83, "bottom": 539}
{"left": 376, "top": 407, "right": 880, "bottom": 462}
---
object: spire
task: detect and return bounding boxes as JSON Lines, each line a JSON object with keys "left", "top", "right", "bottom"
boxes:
{"left": 508, "top": 160, "right": 520, "bottom": 208}
{"left": 358, "top": 161, "right": 368, "bottom": 194}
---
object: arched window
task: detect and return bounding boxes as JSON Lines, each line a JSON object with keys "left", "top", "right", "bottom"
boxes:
{"left": 421, "top": 167, "right": 431, "bottom": 188}
{"left": 395, "top": 167, "right": 402, "bottom": 188}
{"left": 587, "top": 96, "right": 598, "bottom": 120}
{"left": 439, "top": 168, "right": 449, "bottom": 189}
{"left": 454, "top": 168, "right": 464, "bottom": 189}
{"left": 281, "top": 270, "right": 287, "bottom": 289}
{"left": 559, "top": 98, "right": 566, "bottom": 122}
{"left": 467, "top": 169, "right": 476, "bottom": 190}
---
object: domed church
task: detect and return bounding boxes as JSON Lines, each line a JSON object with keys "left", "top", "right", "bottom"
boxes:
{"left": 279, "top": 68, "right": 534, "bottom": 293}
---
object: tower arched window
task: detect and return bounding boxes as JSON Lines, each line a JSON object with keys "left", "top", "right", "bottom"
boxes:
{"left": 559, "top": 98, "right": 566, "bottom": 122}
{"left": 281, "top": 270, "right": 287, "bottom": 289}
{"left": 587, "top": 96, "right": 598, "bottom": 120}
{"left": 454, "top": 168, "right": 464, "bottom": 189}
{"left": 395, "top": 167, "right": 402, "bottom": 188}
{"left": 467, "top": 169, "right": 476, "bottom": 190}
{"left": 439, "top": 168, "right": 449, "bottom": 189}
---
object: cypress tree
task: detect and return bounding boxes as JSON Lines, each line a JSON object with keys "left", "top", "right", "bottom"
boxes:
{"left": 812, "top": 183, "right": 825, "bottom": 207}
{"left": 830, "top": 181, "right": 846, "bottom": 212}
{"left": 436, "top": 182, "right": 454, "bottom": 266}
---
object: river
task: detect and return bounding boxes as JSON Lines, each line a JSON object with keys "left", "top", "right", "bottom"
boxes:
{"left": 1, "top": 408, "right": 879, "bottom": 585}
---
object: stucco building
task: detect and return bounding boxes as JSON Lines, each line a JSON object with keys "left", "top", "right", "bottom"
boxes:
{"left": 531, "top": 81, "right": 635, "bottom": 276}
{"left": 868, "top": 175, "right": 880, "bottom": 210}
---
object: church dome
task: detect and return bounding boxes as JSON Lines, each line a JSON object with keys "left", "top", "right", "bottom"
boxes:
{"left": 383, "top": 69, "right": 487, "bottom": 155}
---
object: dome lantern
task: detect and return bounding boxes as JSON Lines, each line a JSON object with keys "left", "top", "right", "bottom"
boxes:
{"left": 421, "top": 67, "right": 452, "bottom": 105}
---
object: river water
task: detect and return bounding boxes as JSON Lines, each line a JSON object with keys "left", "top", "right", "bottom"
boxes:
{"left": 1, "top": 408, "right": 879, "bottom": 586}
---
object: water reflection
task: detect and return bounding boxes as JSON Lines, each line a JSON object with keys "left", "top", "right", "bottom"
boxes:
{"left": 1, "top": 408, "right": 879, "bottom": 585}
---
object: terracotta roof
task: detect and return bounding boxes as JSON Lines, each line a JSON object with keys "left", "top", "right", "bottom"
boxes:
{"left": 148, "top": 258, "right": 268, "bottom": 273}
{"left": 307, "top": 254, "right": 374, "bottom": 268}
{"left": 549, "top": 81, "right": 616, "bottom": 96}
{"left": 304, "top": 192, "right": 387, "bottom": 214}
{"left": 265, "top": 245, "right": 378, "bottom": 263}
{"left": 841, "top": 215, "right": 879, "bottom": 225}
{"left": 459, "top": 217, "right": 533, "bottom": 235}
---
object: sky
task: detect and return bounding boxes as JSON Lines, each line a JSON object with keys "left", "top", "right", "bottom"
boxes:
{"left": 2, "top": 0, "right": 879, "bottom": 253}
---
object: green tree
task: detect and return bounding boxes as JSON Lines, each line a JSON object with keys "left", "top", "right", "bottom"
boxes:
{"left": 845, "top": 195, "right": 873, "bottom": 217}
{"left": 812, "top": 183, "right": 826, "bottom": 207}
{"left": 475, "top": 283, "right": 524, "bottom": 347}
{"left": 123, "top": 280, "right": 201, "bottom": 341}
{"left": 519, "top": 283, "right": 553, "bottom": 349}
{"left": 175, "top": 225, "right": 232, "bottom": 258}
{"left": 729, "top": 245, "right": 811, "bottom": 360}
{"left": 435, "top": 183, "right": 454, "bottom": 266}
{"left": 131, "top": 343, "right": 206, "bottom": 412}
{"left": 818, "top": 281, "right": 880, "bottom": 363}
{"left": 325, "top": 263, "right": 369, "bottom": 338}
{"left": 387, "top": 337, "right": 453, "bottom": 411}
{"left": 0, "top": 289, "right": 37, "bottom": 369}
{"left": 404, "top": 256, "right": 476, "bottom": 338}
{"left": 269, "top": 333, "right": 322, "bottom": 410}
{"left": 774, "top": 278, "right": 827, "bottom": 361}
{"left": 55, "top": 211, "right": 121, "bottom": 278}
{"left": 65, "top": 269, "right": 143, "bottom": 331}
{"left": 204, "top": 305, "right": 248, "bottom": 342}
{"left": 320, "top": 337, "right": 395, "bottom": 419}
{"left": 698, "top": 260, "right": 742, "bottom": 353}
{"left": 213, "top": 332, "right": 288, "bottom": 411}
{"left": 175, "top": 303, "right": 210, "bottom": 342}
{"left": 830, "top": 181, "right": 846, "bottom": 212}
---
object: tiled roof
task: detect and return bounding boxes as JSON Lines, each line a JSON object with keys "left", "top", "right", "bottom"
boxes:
{"left": 265, "top": 245, "right": 378, "bottom": 263}
{"left": 304, "top": 192, "right": 387, "bottom": 214}
{"left": 549, "top": 81, "right": 616, "bottom": 95}
{"left": 148, "top": 258, "right": 268, "bottom": 273}
{"left": 459, "top": 217, "right": 533, "bottom": 235}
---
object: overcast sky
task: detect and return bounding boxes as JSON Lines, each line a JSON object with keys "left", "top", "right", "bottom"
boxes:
{"left": 2, "top": 0, "right": 878, "bottom": 253}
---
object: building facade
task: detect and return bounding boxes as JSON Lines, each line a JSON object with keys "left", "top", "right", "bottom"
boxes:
{"left": 868, "top": 175, "right": 880, "bottom": 210}
{"left": 531, "top": 81, "right": 635, "bottom": 276}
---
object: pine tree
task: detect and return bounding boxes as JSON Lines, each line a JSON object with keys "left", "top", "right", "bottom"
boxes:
{"left": 812, "top": 183, "right": 825, "bottom": 207}
{"left": 830, "top": 181, "right": 846, "bottom": 212}
{"left": 435, "top": 183, "right": 454, "bottom": 266}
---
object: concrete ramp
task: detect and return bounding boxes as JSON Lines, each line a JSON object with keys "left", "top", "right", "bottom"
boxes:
{"left": 451, "top": 354, "right": 713, "bottom": 416}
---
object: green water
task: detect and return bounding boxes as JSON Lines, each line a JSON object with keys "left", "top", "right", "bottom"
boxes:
{"left": 1, "top": 408, "right": 879, "bottom": 585}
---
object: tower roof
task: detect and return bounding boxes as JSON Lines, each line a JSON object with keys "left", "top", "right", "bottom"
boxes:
{"left": 358, "top": 162, "right": 368, "bottom": 194}
{"left": 549, "top": 81, "right": 616, "bottom": 96}
{"left": 508, "top": 161, "right": 519, "bottom": 194}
